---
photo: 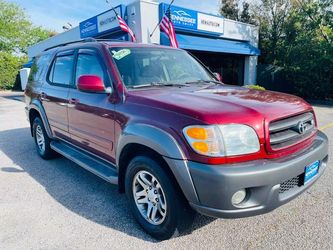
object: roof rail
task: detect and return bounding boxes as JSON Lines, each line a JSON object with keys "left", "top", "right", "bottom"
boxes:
{"left": 43, "top": 38, "right": 97, "bottom": 51}
{"left": 43, "top": 38, "right": 128, "bottom": 51}
{"left": 93, "top": 39, "right": 127, "bottom": 42}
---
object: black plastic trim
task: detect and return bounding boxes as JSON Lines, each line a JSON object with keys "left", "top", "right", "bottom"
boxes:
{"left": 50, "top": 140, "right": 118, "bottom": 184}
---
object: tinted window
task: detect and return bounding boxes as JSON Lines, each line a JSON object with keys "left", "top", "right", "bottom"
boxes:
{"left": 110, "top": 47, "right": 214, "bottom": 87}
{"left": 29, "top": 54, "right": 51, "bottom": 82}
{"left": 49, "top": 54, "right": 74, "bottom": 85}
{"left": 75, "top": 53, "right": 105, "bottom": 84}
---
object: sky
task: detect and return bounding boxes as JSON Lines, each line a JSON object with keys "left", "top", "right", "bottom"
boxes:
{"left": 8, "top": 0, "right": 220, "bottom": 33}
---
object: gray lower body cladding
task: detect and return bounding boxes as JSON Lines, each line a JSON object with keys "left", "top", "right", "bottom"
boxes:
{"left": 167, "top": 131, "right": 329, "bottom": 218}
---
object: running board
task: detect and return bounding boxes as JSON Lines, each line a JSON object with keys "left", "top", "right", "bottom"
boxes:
{"left": 50, "top": 141, "right": 118, "bottom": 185}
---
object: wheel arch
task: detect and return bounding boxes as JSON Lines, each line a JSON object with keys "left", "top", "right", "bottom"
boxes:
{"left": 116, "top": 124, "right": 186, "bottom": 164}
{"left": 116, "top": 124, "right": 199, "bottom": 204}
{"left": 28, "top": 100, "right": 53, "bottom": 138}
{"left": 117, "top": 143, "right": 174, "bottom": 192}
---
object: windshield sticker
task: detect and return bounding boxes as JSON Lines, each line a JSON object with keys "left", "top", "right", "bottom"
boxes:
{"left": 112, "top": 49, "right": 131, "bottom": 60}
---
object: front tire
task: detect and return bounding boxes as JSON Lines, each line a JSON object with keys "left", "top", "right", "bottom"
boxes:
{"left": 125, "top": 156, "right": 195, "bottom": 240}
{"left": 32, "top": 117, "right": 56, "bottom": 159}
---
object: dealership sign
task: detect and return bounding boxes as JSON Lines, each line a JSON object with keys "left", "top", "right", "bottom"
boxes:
{"left": 159, "top": 4, "right": 224, "bottom": 36}
{"left": 80, "top": 5, "right": 124, "bottom": 38}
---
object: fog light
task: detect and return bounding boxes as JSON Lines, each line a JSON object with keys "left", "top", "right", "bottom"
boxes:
{"left": 231, "top": 189, "right": 246, "bottom": 205}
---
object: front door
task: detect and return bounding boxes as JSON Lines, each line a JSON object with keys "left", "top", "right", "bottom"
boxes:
{"left": 67, "top": 48, "right": 115, "bottom": 162}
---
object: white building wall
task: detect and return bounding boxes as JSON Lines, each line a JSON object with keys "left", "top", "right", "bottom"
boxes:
{"left": 244, "top": 56, "right": 258, "bottom": 85}
{"left": 126, "top": 1, "right": 143, "bottom": 42}
{"left": 141, "top": 0, "right": 160, "bottom": 44}
{"left": 222, "top": 19, "right": 259, "bottom": 46}
{"left": 27, "top": 27, "right": 80, "bottom": 58}
{"left": 127, "top": 0, "right": 160, "bottom": 44}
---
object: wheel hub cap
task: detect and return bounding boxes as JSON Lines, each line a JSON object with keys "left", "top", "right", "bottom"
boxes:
{"left": 132, "top": 170, "right": 167, "bottom": 225}
{"left": 36, "top": 125, "right": 45, "bottom": 152}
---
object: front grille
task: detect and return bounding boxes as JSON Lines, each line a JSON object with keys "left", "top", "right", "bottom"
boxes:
{"left": 269, "top": 112, "right": 315, "bottom": 150}
{"left": 279, "top": 176, "right": 302, "bottom": 194}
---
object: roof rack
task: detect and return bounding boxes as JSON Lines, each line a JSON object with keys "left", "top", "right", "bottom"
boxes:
{"left": 43, "top": 38, "right": 127, "bottom": 51}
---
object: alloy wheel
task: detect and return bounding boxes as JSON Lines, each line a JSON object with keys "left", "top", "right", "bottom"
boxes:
{"left": 35, "top": 125, "right": 45, "bottom": 153}
{"left": 132, "top": 170, "right": 167, "bottom": 225}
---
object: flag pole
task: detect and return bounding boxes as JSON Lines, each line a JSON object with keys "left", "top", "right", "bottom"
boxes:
{"left": 106, "top": 0, "right": 120, "bottom": 17}
{"left": 149, "top": 0, "right": 175, "bottom": 38}
{"left": 106, "top": 0, "right": 136, "bottom": 42}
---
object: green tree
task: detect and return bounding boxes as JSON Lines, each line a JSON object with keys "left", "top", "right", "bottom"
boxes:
{"left": 254, "top": 0, "right": 292, "bottom": 64}
{"left": 219, "top": 0, "right": 239, "bottom": 20}
{"left": 253, "top": 0, "right": 333, "bottom": 100}
{"left": 0, "top": 0, "right": 52, "bottom": 89}
{"left": 239, "top": 2, "right": 255, "bottom": 24}
{"left": 0, "top": 52, "right": 25, "bottom": 89}
{"left": 281, "top": 0, "right": 333, "bottom": 99}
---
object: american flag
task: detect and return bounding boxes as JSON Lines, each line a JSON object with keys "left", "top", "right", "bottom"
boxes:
{"left": 160, "top": 8, "right": 178, "bottom": 48}
{"left": 117, "top": 15, "right": 136, "bottom": 42}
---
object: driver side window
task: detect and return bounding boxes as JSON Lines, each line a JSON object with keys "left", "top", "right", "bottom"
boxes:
{"left": 75, "top": 52, "right": 105, "bottom": 85}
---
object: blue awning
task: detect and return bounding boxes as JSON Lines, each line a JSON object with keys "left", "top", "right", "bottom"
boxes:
{"left": 22, "top": 60, "right": 33, "bottom": 68}
{"left": 161, "top": 33, "right": 260, "bottom": 56}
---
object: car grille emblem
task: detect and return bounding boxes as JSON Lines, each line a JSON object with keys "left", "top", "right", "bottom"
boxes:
{"left": 297, "top": 121, "right": 307, "bottom": 134}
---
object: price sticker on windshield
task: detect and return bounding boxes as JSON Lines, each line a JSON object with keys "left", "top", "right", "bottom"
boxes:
{"left": 112, "top": 49, "right": 131, "bottom": 60}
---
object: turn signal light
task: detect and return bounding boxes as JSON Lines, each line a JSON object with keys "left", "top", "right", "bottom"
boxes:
{"left": 186, "top": 127, "right": 208, "bottom": 140}
{"left": 192, "top": 141, "right": 209, "bottom": 153}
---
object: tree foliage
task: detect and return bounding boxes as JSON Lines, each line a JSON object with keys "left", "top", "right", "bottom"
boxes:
{"left": 219, "top": 0, "right": 256, "bottom": 24}
{"left": 0, "top": 52, "right": 25, "bottom": 89}
{"left": 254, "top": 0, "right": 292, "bottom": 64}
{"left": 254, "top": 0, "right": 333, "bottom": 100}
{"left": 219, "top": 0, "right": 240, "bottom": 20}
{"left": 0, "top": 0, "right": 51, "bottom": 90}
{"left": 239, "top": 2, "right": 255, "bottom": 24}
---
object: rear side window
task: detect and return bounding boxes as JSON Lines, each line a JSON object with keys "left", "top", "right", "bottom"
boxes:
{"left": 29, "top": 54, "right": 51, "bottom": 82}
{"left": 48, "top": 54, "right": 74, "bottom": 85}
{"left": 75, "top": 53, "right": 105, "bottom": 84}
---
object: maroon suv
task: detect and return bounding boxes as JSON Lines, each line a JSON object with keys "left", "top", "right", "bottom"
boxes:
{"left": 25, "top": 39, "right": 329, "bottom": 240}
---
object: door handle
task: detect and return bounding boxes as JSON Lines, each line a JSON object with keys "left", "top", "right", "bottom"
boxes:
{"left": 40, "top": 92, "right": 48, "bottom": 101}
{"left": 68, "top": 98, "right": 80, "bottom": 105}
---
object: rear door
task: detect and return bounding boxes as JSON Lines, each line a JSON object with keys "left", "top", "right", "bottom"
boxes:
{"left": 42, "top": 50, "right": 75, "bottom": 140}
{"left": 67, "top": 48, "right": 115, "bottom": 162}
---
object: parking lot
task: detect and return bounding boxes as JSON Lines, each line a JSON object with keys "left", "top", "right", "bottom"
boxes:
{"left": 0, "top": 92, "right": 332, "bottom": 249}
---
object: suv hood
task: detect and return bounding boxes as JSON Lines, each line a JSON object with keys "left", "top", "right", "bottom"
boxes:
{"left": 127, "top": 85, "right": 312, "bottom": 124}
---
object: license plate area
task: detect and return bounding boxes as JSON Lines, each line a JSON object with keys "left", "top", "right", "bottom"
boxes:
{"left": 304, "top": 160, "right": 320, "bottom": 184}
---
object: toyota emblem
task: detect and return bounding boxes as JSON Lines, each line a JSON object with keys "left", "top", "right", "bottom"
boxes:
{"left": 297, "top": 121, "right": 307, "bottom": 134}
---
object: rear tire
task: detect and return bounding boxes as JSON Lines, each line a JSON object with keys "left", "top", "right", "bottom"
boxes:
{"left": 125, "top": 155, "right": 195, "bottom": 240}
{"left": 32, "top": 117, "right": 56, "bottom": 159}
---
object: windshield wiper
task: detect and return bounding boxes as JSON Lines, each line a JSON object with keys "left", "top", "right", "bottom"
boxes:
{"left": 129, "top": 82, "right": 188, "bottom": 89}
{"left": 185, "top": 79, "right": 222, "bottom": 85}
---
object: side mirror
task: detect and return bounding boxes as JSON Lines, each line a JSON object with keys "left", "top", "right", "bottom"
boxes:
{"left": 213, "top": 72, "right": 222, "bottom": 82}
{"left": 77, "top": 75, "right": 105, "bottom": 92}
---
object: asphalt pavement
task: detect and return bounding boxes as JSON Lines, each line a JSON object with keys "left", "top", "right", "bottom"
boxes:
{"left": 0, "top": 93, "right": 332, "bottom": 249}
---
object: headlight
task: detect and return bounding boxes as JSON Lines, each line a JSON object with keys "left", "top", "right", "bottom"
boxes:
{"left": 183, "top": 124, "right": 260, "bottom": 157}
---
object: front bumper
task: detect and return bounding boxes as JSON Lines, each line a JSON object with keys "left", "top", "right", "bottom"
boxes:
{"left": 183, "top": 131, "right": 328, "bottom": 218}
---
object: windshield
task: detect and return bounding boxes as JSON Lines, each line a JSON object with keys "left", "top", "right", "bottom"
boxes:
{"left": 109, "top": 47, "right": 215, "bottom": 87}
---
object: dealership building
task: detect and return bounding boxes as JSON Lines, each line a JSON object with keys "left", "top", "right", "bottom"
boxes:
{"left": 27, "top": 0, "right": 260, "bottom": 86}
